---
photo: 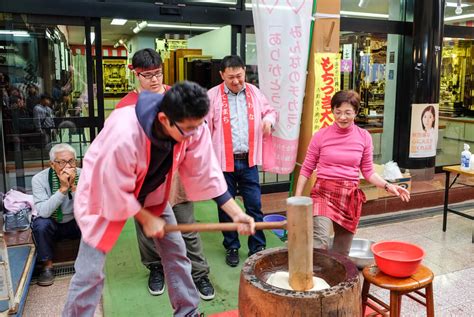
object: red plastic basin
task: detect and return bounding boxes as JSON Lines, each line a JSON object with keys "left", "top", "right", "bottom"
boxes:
{"left": 371, "top": 241, "right": 425, "bottom": 278}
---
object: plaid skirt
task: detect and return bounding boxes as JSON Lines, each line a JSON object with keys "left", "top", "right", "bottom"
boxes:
{"left": 310, "top": 178, "right": 367, "bottom": 233}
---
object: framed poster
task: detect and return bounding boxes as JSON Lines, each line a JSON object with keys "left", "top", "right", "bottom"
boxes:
{"left": 409, "top": 103, "right": 439, "bottom": 158}
{"left": 102, "top": 57, "right": 129, "bottom": 97}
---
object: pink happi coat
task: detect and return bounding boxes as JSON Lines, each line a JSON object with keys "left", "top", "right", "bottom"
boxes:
{"left": 207, "top": 83, "right": 277, "bottom": 172}
{"left": 74, "top": 106, "right": 227, "bottom": 252}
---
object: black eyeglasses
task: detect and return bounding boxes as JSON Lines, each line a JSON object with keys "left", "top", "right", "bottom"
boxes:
{"left": 138, "top": 71, "right": 163, "bottom": 80}
{"left": 54, "top": 159, "right": 77, "bottom": 168}
{"left": 170, "top": 120, "right": 203, "bottom": 138}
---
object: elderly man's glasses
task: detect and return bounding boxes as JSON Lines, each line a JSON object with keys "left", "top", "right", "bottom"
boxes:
{"left": 138, "top": 71, "right": 163, "bottom": 80}
{"left": 54, "top": 159, "right": 77, "bottom": 168}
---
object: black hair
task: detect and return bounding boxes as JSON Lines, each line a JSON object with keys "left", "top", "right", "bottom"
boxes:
{"left": 40, "top": 93, "right": 52, "bottom": 101}
{"left": 161, "top": 81, "right": 209, "bottom": 122}
{"left": 331, "top": 90, "right": 361, "bottom": 113}
{"left": 421, "top": 105, "right": 436, "bottom": 131}
{"left": 220, "top": 55, "right": 245, "bottom": 72}
{"left": 132, "top": 48, "right": 163, "bottom": 70}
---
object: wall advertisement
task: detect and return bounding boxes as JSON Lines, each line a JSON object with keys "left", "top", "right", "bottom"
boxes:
{"left": 409, "top": 103, "right": 439, "bottom": 158}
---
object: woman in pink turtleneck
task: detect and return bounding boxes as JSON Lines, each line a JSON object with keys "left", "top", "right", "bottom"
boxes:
{"left": 295, "top": 90, "right": 410, "bottom": 255}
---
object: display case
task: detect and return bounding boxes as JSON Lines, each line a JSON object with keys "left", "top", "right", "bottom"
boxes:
{"left": 439, "top": 39, "right": 473, "bottom": 117}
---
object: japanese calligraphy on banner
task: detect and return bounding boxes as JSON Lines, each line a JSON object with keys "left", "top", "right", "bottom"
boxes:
{"left": 251, "top": 0, "right": 314, "bottom": 174}
{"left": 313, "top": 53, "right": 340, "bottom": 133}
{"left": 409, "top": 103, "right": 439, "bottom": 158}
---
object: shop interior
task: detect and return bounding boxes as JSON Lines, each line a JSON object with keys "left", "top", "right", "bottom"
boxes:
{"left": 1, "top": 1, "right": 473, "bottom": 193}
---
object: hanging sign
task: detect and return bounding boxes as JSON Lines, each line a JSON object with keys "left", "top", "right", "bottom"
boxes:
{"left": 251, "top": 0, "right": 314, "bottom": 174}
{"left": 312, "top": 52, "right": 340, "bottom": 133}
{"left": 409, "top": 103, "right": 439, "bottom": 158}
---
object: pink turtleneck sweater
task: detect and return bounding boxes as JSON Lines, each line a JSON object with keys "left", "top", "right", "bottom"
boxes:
{"left": 300, "top": 123, "right": 375, "bottom": 181}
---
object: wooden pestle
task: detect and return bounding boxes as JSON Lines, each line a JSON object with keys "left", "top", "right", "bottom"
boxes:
{"left": 287, "top": 196, "right": 314, "bottom": 291}
{"left": 164, "top": 221, "right": 286, "bottom": 233}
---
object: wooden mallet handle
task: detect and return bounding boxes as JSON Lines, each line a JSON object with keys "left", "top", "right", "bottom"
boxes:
{"left": 164, "top": 221, "right": 286, "bottom": 233}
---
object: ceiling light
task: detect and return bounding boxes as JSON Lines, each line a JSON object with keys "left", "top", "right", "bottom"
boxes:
{"left": 133, "top": 21, "right": 148, "bottom": 34}
{"left": 84, "top": 32, "right": 95, "bottom": 44}
{"left": 0, "top": 30, "right": 29, "bottom": 36}
{"left": 111, "top": 19, "right": 128, "bottom": 25}
{"left": 455, "top": 0, "right": 463, "bottom": 14}
{"left": 358, "top": 0, "right": 369, "bottom": 8}
{"left": 446, "top": 1, "right": 470, "bottom": 7}
{"left": 340, "top": 11, "right": 389, "bottom": 19}
{"left": 444, "top": 13, "right": 474, "bottom": 21}
{"left": 147, "top": 23, "right": 220, "bottom": 30}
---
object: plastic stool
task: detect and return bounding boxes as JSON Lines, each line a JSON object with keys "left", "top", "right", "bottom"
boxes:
{"left": 361, "top": 264, "right": 434, "bottom": 317}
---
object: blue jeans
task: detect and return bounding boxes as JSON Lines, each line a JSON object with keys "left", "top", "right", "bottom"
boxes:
{"left": 218, "top": 160, "right": 266, "bottom": 253}
{"left": 31, "top": 217, "right": 81, "bottom": 262}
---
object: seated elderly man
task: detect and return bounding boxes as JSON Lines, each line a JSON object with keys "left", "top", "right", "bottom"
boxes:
{"left": 31, "top": 143, "right": 81, "bottom": 286}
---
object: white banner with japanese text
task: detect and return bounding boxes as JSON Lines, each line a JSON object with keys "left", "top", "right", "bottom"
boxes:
{"left": 313, "top": 53, "right": 340, "bottom": 132}
{"left": 251, "top": 0, "right": 314, "bottom": 174}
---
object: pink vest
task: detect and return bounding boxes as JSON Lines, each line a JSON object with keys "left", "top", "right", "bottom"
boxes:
{"left": 74, "top": 106, "right": 227, "bottom": 252}
{"left": 206, "top": 83, "right": 277, "bottom": 172}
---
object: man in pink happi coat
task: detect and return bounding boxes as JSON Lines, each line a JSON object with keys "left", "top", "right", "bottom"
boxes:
{"left": 62, "top": 81, "right": 255, "bottom": 317}
{"left": 207, "top": 55, "right": 276, "bottom": 267}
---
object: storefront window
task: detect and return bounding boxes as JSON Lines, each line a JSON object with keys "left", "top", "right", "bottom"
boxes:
{"left": 0, "top": 14, "right": 98, "bottom": 191}
{"left": 437, "top": 38, "right": 474, "bottom": 166}
{"left": 340, "top": 32, "right": 391, "bottom": 164}
{"left": 444, "top": 2, "right": 474, "bottom": 26}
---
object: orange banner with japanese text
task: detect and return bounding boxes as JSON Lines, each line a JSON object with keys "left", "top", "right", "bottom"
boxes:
{"left": 312, "top": 53, "right": 340, "bottom": 133}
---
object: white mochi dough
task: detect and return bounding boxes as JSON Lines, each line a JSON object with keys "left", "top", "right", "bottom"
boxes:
{"left": 266, "top": 271, "right": 330, "bottom": 291}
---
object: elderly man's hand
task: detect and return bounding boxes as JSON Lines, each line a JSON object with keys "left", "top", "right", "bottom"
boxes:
{"left": 232, "top": 212, "right": 255, "bottom": 236}
{"left": 65, "top": 167, "right": 77, "bottom": 191}
{"left": 58, "top": 170, "right": 71, "bottom": 193}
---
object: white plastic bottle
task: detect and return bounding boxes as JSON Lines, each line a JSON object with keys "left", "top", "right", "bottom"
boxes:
{"left": 460, "top": 144, "right": 471, "bottom": 171}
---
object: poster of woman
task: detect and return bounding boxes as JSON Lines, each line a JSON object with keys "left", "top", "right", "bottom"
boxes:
{"left": 409, "top": 103, "right": 439, "bottom": 158}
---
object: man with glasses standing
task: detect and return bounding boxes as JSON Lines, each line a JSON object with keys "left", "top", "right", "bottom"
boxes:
{"left": 116, "top": 49, "right": 215, "bottom": 300}
{"left": 207, "top": 55, "right": 276, "bottom": 267}
{"left": 31, "top": 143, "right": 81, "bottom": 286}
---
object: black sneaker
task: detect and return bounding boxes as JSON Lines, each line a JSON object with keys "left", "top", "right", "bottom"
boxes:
{"left": 248, "top": 246, "right": 265, "bottom": 257}
{"left": 38, "top": 267, "right": 55, "bottom": 286}
{"left": 225, "top": 248, "right": 239, "bottom": 267}
{"left": 195, "top": 276, "right": 215, "bottom": 300}
{"left": 148, "top": 265, "right": 165, "bottom": 296}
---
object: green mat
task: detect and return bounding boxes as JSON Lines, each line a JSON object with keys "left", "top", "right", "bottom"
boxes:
{"left": 103, "top": 200, "right": 284, "bottom": 316}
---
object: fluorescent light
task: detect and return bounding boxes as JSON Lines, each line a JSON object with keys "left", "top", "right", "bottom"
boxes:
{"left": 0, "top": 30, "right": 29, "bottom": 36}
{"left": 446, "top": 2, "right": 470, "bottom": 7}
{"left": 133, "top": 21, "right": 148, "bottom": 34}
{"left": 340, "top": 10, "right": 389, "bottom": 19}
{"left": 84, "top": 32, "right": 95, "bottom": 44}
{"left": 111, "top": 19, "right": 127, "bottom": 25}
{"left": 444, "top": 13, "right": 474, "bottom": 21}
{"left": 148, "top": 23, "right": 220, "bottom": 30}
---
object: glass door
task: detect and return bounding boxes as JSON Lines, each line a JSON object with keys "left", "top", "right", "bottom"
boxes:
{"left": 0, "top": 14, "right": 103, "bottom": 192}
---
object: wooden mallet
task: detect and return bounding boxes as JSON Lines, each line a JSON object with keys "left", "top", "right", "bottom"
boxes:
{"left": 165, "top": 196, "right": 314, "bottom": 292}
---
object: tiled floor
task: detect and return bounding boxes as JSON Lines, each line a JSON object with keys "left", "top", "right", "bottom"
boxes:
{"left": 355, "top": 210, "right": 473, "bottom": 316}
{"left": 22, "top": 209, "right": 473, "bottom": 317}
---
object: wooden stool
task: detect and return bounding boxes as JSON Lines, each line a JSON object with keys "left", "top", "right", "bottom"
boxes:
{"left": 361, "top": 264, "right": 434, "bottom": 317}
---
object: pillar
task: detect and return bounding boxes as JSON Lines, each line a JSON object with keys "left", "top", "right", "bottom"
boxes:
{"left": 394, "top": 0, "right": 445, "bottom": 175}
